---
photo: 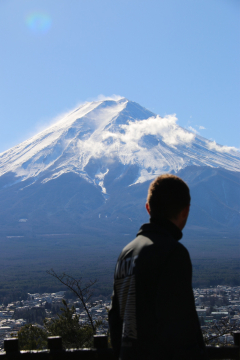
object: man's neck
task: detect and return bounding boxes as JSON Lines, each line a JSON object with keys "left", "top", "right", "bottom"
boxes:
{"left": 150, "top": 216, "right": 182, "bottom": 241}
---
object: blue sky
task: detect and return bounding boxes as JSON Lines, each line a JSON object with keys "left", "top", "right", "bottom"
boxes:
{"left": 0, "top": 0, "right": 239, "bottom": 153}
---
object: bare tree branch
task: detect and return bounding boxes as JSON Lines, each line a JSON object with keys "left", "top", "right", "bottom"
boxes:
{"left": 46, "top": 269, "right": 98, "bottom": 333}
{"left": 203, "top": 318, "right": 238, "bottom": 345}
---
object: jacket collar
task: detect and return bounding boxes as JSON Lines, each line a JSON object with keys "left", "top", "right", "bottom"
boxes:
{"left": 137, "top": 216, "right": 182, "bottom": 241}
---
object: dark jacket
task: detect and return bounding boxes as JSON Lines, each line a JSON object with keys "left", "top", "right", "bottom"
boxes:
{"left": 108, "top": 218, "right": 208, "bottom": 360}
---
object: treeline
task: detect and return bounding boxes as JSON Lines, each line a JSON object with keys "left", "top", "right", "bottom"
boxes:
{"left": 0, "top": 290, "right": 28, "bottom": 307}
{"left": 192, "top": 258, "right": 240, "bottom": 288}
{"left": 13, "top": 306, "right": 46, "bottom": 325}
{"left": 13, "top": 303, "right": 62, "bottom": 325}
{"left": 0, "top": 258, "right": 239, "bottom": 304}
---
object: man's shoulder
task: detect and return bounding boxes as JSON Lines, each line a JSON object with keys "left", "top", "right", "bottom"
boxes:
{"left": 120, "top": 234, "right": 152, "bottom": 258}
{"left": 121, "top": 222, "right": 164, "bottom": 252}
{"left": 170, "top": 241, "right": 192, "bottom": 270}
{"left": 174, "top": 241, "right": 190, "bottom": 256}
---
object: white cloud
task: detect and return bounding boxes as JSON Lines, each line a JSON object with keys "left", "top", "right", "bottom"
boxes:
{"left": 207, "top": 140, "right": 239, "bottom": 154}
{"left": 198, "top": 125, "right": 206, "bottom": 130}
{"left": 34, "top": 110, "right": 71, "bottom": 134}
{"left": 119, "top": 115, "right": 195, "bottom": 147}
{"left": 99, "top": 114, "right": 196, "bottom": 153}
{"left": 73, "top": 114, "right": 196, "bottom": 174}
{"left": 188, "top": 126, "right": 199, "bottom": 135}
{"left": 28, "top": 96, "right": 124, "bottom": 142}
{"left": 87, "top": 94, "right": 124, "bottom": 102}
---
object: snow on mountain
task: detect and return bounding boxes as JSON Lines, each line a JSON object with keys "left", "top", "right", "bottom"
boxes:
{"left": 0, "top": 98, "right": 239, "bottom": 195}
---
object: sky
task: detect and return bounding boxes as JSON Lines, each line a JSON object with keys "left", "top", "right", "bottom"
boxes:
{"left": 0, "top": 0, "right": 239, "bottom": 153}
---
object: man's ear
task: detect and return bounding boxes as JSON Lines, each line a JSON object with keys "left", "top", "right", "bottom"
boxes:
{"left": 181, "top": 204, "right": 190, "bottom": 220}
{"left": 146, "top": 203, "right": 151, "bottom": 215}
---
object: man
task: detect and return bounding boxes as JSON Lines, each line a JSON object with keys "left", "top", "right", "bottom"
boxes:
{"left": 108, "top": 174, "right": 208, "bottom": 359}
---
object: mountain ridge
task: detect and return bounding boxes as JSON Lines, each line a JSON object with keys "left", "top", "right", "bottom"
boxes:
{"left": 0, "top": 98, "right": 239, "bottom": 196}
{"left": 0, "top": 98, "right": 239, "bottom": 236}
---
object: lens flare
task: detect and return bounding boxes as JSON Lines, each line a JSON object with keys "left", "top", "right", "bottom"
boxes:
{"left": 26, "top": 13, "right": 51, "bottom": 34}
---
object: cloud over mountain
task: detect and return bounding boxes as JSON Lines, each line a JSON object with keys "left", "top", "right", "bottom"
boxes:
{"left": 0, "top": 98, "right": 239, "bottom": 190}
{"left": 0, "top": 97, "right": 239, "bottom": 237}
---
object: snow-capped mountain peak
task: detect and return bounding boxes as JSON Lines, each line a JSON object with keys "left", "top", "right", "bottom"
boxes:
{"left": 0, "top": 98, "right": 239, "bottom": 194}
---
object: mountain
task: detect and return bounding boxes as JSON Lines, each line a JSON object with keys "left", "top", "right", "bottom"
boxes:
{"left": 0, "top": 97, "right": 240, "bottom": 237}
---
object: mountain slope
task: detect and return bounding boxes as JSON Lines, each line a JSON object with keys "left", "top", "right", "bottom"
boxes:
{"left": 0, "top": 98, "right": 239, "bottom": 191}
{"left": 0, "top": 98, "right": 239, "bottom": 236}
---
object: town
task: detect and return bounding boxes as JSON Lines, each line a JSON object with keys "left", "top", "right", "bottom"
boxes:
{"left": 0, "top": 285, "right": 239, "bottom": 352}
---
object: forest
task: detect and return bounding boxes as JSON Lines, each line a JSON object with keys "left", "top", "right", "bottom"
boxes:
{"left": 0, "top": 231, "right": 239, "bottom": 304}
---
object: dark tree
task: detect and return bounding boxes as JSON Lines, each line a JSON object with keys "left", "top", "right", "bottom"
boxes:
{"left": 17, "top": 324, "right": 47, "bottom": 350}
{"left": 44, "top": 299, "right": 93, "bottom": 349}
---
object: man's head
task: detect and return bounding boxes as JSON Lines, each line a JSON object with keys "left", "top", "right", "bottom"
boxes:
{"left": 146, "top": 174, "right": 191, "bottom": 230}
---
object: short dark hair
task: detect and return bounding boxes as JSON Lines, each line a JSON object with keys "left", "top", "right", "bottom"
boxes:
{"left": 147, "top": 174, "right": 191, "bottom": 219}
